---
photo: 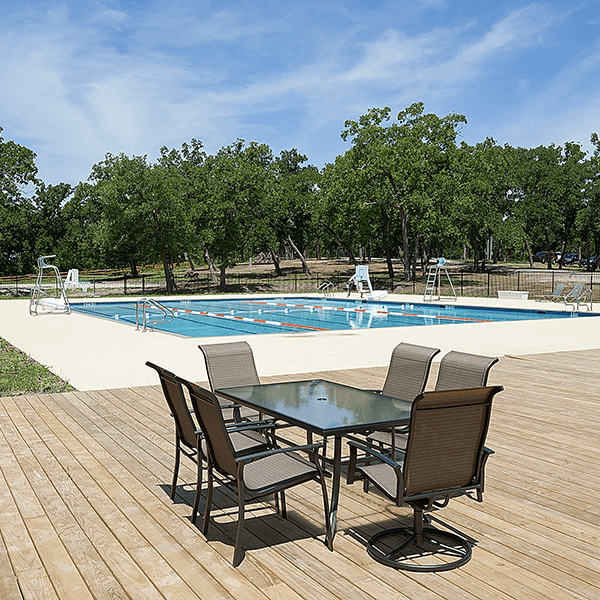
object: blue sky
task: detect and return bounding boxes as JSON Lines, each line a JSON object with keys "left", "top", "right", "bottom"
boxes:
{"left": 1, "top": 0, "right": 599, "bottom": 186}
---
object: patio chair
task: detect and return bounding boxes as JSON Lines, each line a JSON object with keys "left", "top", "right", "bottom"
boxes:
{"left": 146, "top": 361, "right": 270, "bottom": 503}
{"left": 366, "top": 349, "right": 498, "bottom": 453}
{"left": 199, "top": 341, "right": 263, "bottom": 422}
{"left": 177, "top": 377, "right": 331, "bottom": 567}
{"left": 347, "top": 385, "right": 503, "bottom": 571}
{"left": 433, "top": 350, "right": 499, "bottom": 392}
{"left": 563, "top": 283, "right": 592, "bottom": 310}
{"left": 535, "top": 282, "right": 566, "bottom": 302}
{"left": 363, "top": 343, "right": 440, "bottom": 449}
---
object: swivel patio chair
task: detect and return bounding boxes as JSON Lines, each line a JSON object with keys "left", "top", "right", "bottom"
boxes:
{"left": 199, "top": 341, "right": 263, "bottom": 422}
{"left": 177, "top": 377, "right": 331, "bottom": 567}
{"left": 347, "top": 385, "right": 503, "bottom": 571}
{"left": 146, "top": 362, "right": 270, "bottom": 505}
{"left": 367, "top": 350, "right": 498, "bottom": 453}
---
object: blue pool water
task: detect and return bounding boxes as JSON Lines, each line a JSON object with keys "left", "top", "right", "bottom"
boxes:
{"left": 70, "top": 296, "right": 591, "bottom": 338}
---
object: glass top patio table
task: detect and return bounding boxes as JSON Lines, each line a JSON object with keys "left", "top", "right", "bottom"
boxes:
{"left": 216, "top": 379, "right": 413, "bottom": 436}
{"left": 217, "top": 379, "right": 413, "bottom": 551}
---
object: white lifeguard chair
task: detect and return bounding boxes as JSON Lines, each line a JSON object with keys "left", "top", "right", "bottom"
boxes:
{"left": 346, "top": 265, "right": 388, "bottom": 301}
{"left": 29, "top": 255, "right": 71, "bottom": 316}
{"left": 423, "top": 257, "right": 456, "bottom": 302}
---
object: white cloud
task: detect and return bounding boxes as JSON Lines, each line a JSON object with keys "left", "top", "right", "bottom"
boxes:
{"left": 0, "top": 1, "right": 598, "bottom": 183}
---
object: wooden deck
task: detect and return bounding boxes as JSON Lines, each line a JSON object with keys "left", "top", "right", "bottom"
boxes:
{"left": 1, "top": 350, "right": 599, "bottom": 600}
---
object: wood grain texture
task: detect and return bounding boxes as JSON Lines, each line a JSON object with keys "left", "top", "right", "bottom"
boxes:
{"left": 0, "top": 350, "right": 598, "bottom": 600}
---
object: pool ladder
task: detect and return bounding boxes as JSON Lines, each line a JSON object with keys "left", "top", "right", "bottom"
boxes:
{"left": 136, "top": 298, "right": 174, "bottom": 332}
{"left": 317, "top": 281, "right": 335, "bottom": 298}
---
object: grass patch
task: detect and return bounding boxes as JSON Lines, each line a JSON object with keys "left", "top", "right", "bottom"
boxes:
{"left": 0, "top": 337, "right": 74, "bottom": 396}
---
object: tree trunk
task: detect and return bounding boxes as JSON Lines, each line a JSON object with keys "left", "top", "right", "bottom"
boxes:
{"left": 287, "top": 234, "right": 314, "bottom": 275}
{"left": 523, "top": 237, "right": 534, "bottom": 268}
{"left": 185, "top": 252, "right": 195, "bottom": 271}
{"left": 412, "top": 235, "right": 420, "bottom": 280}
{"left": 130, "top": 263, "right": 139, "bottom": 278}
{"left": 204, "top": 248, "right": 218, "bottom": 283}
{"left": 161, "top": 252, "right": 176, "bottom": 294}
{"left": 270, "top": 250, "right": 283, "bottom": 276}
{"left": 558, "top": 240, "right": 567, "bottom": 270}
{"left": 219, "top": 264, "right": 227, "bottom": 290}
{"left": 473, "top": 236, "right": 480, "bottom": 271}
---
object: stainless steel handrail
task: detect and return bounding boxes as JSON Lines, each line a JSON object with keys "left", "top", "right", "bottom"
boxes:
{"left": 136, "top": 298, "right": 174, "bottom": 332}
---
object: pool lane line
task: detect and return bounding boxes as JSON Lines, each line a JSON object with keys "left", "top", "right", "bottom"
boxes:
{"left": 243, "top": 300, "right": 492, "bottom": 323}
{"left": 172, "top": 307, "right": 330, "bottom": 332}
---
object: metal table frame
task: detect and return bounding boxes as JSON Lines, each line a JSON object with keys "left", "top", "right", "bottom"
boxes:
{"left": 217, "top": 379, "right": 411, "bottom": 550}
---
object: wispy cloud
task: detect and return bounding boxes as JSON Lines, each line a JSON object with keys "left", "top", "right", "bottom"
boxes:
{"left": 0, "top": 1, "right": 598, "bottom": 184}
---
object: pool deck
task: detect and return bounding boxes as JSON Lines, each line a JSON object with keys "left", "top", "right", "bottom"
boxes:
{"left": 1, "top": 292, "right": 599, "bottom": 390}
{"left": 1, "top": 352, "right": 599, "bottom": 600}
{"left": 2, "top": 293, "right": 600, "bottom": 599}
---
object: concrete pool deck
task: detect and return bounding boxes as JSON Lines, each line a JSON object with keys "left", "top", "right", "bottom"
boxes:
{"left": 2, "top": 292, "right": 599, "bottom": 390}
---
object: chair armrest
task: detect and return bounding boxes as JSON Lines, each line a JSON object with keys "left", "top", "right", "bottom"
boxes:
{"left": 226, "top": 420, "right": 277, "bottom": 432}
{"left": 235, "top": 442, "right": 325, "bottom": 465}
{"left": 347, "top": 439, "right": 403, "bottom": 470}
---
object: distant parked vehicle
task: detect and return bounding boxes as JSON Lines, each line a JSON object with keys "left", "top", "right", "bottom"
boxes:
{"left": 581, "top": 256, "right": 596, "bottom": 267}
{"left": 563, "top": 253, "right": 578, "bottom": 265}
{"left": 533, "top": 251, "right": 558, "bottom": 264}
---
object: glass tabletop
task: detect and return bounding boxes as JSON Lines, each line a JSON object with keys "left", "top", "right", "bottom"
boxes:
{"left": 217, "top": 379, "right": 412, "bottom": 435}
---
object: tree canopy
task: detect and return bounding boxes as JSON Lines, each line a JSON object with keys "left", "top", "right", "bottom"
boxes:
{"left": 1, "top": 107, "right": 600, "bottom": 281}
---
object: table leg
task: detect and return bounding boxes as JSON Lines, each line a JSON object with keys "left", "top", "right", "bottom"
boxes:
{"left": 326, "top": 435, "right": 342, "bottom": 551}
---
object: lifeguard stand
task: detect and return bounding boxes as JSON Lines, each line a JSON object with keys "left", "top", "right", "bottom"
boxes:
{"left": 346, "top": 265, "right": 388, "bottom": 301}
{"left": 29, "top": 255, "right": 71, "bottom": 315}
{"left": 423, "top": 258, "right": 456, "bottom": 302}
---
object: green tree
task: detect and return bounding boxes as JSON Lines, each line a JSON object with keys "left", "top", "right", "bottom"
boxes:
{"left": 0, "top": 128, "right": 39, "bottom": 274}
{"left": 203, "top": 140, "right": 274, "bottom": 289}
{"left": 511, "top": 143, "right": 587, "bottom": 269}
{"left": 89, "top": 152, "right": 190, "bottom": 293}
{"left": 453, "top": 140, "right": 511, "bottom": 270}
{"left": 340, "top": 103, "right": 467, "bottom": 281}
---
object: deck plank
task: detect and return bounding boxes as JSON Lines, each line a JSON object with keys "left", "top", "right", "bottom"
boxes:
{"left": 1, "top": 350, "right": 600, "bottom": 600}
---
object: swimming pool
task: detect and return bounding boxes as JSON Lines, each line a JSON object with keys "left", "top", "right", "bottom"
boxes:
{"left": 70, "top": 296, "right": 591, "bottom": 338}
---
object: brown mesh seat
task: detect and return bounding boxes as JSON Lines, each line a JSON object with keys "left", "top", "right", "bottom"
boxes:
{"left": 199, "top": 341, "right": 263, "bottom": 422}
{"left": 347, "top": 385, "right": 503, "bottom": 571}
{"left": 363, "top": 342, "right": 440, "bottom": 449}
{"left": 177, "top": 376, "right": 331, "bottom": 567}
{"left": 146, "top": 362, "right": 269, "bottom": 504}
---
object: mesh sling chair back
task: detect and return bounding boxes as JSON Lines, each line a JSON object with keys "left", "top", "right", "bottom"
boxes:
{"left": 146, "top": 361, "right": 269, "bottom": 512}
{"left": 177, "top": 377, "right": 332, "bottom": 567}
{"left": 433, "top": 351, "right": 499, "bottom": 392}
{"left": 364, "top": 342, "right": 440, "bottom": 449}
{"left": 199, "top": 341, "right": 262, "bottom": 422}
{"left": 347, "top": 385, "right": 502, "bottom": 571}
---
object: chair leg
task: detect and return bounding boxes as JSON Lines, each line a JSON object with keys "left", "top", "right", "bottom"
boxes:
{"left": 233, "top": 477, "right": 246, "bottom": 567}
{"left": 202, "top": 468, "right": 213, "bottom": 536}
{"left": 171, "top": 443, "right": 181, "bottom": 500}
{"left": 191, "top": 453, "right": 203, "bottom": 524}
